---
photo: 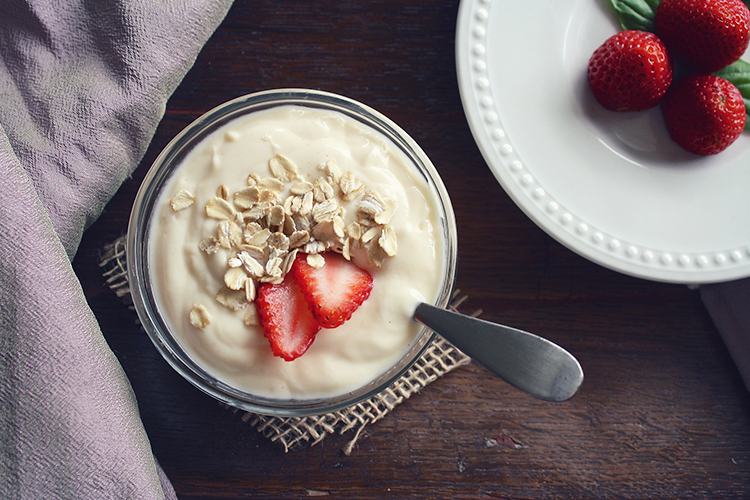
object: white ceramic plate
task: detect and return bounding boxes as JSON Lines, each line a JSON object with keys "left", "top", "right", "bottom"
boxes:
{"left": 456, "top": 0, "right": 750, "bottom": 284}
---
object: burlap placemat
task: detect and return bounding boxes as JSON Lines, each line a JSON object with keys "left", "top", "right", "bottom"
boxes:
{"left": 99, "top": 236, "right": 473, "bottom": 453}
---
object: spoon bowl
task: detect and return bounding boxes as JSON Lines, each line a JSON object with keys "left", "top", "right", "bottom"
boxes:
{"left": 414, "top": 303, "right": 583, "bottom": 402}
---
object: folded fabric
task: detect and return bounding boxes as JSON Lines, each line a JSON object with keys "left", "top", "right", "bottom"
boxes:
{"left": 0, "top": 1, "right": 232, "bottom": 498}
{"left": 701, "top": 278, "right": 750, "bottom": 391}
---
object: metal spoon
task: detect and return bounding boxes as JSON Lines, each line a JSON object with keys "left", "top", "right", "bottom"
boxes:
{"left": 414, "top": 303, "right": 583, "bottom": 402}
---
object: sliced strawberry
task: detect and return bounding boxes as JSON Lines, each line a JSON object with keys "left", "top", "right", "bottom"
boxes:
{"left": 255, "top": 274, "right": 321, "bottom": 361}
{"left": 291, "top": 252, "right": 374, "bottom": 329}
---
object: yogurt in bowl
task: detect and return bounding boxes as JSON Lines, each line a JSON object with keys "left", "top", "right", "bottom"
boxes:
{"left": 127, "top": 89, "right": 457, "bottom": 416}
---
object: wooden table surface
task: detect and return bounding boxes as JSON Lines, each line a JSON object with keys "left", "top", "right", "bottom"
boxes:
{"left": 72, "top": 1, "right": 750, "bottom": 498}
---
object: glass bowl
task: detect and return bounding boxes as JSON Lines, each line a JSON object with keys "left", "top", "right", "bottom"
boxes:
{"left": 127, "top": 89, "right": 457, "bottom": 417}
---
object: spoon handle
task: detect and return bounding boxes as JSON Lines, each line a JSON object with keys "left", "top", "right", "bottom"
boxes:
{"left": 414, "top": 303, "right": 583, "bottom": 402}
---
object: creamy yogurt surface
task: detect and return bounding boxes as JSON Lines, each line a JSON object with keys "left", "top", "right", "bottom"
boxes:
{"left": 149, "top": 104, "right": 447, "bottom": 399}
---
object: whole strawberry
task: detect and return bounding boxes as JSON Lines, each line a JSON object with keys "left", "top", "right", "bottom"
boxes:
{"left": 662, "top": 73, "right": 746, "bottom": 155}
{"left": 588, "top": 30, "right": 673, "bottom": 111}
{"left": 655, "top": 0, "right": 750, "bottom": 72}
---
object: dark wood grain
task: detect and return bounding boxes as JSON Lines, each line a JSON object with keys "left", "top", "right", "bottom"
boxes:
{"left": 72, "top": 1, "right": 750, "bottom": 498}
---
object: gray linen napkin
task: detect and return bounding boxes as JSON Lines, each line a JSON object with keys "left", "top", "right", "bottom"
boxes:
{"left": 701, "top": 279, "right": 750, "bottom": 390}
{"left": 0, "top": 1, "right": 232, "bottom": 498}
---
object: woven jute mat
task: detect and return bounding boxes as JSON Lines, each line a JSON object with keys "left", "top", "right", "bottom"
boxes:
{"left": 99, "top": 236, "right": 472, "bottom": 453}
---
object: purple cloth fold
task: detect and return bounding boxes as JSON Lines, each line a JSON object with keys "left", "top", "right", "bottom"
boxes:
{"left": 701, "top": 278, "right": 750, "bottom": 391}
{"left": 0, "top": 1, "right": 232, "bottom": 498}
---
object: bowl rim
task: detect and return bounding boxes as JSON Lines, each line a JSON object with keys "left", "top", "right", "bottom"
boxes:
{"left": 126, "top": 88, "right": 458, "bottom": 417}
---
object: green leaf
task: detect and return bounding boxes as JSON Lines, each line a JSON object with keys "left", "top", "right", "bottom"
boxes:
{"left": 607, "top": 0, "right": 660, "bottom": 32}
{"left": 715, "top": 59, "right": 750, "bottom": 130}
